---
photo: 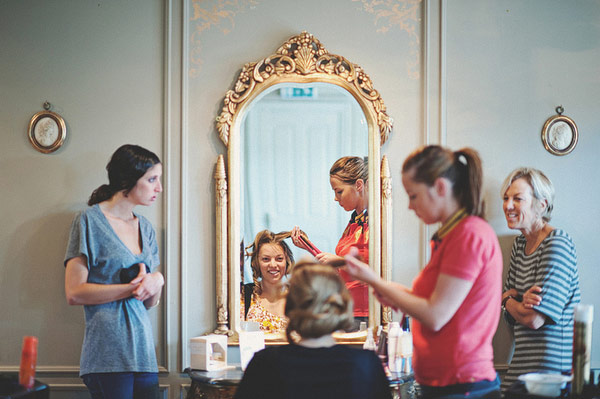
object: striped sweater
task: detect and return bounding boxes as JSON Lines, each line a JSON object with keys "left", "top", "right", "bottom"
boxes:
{"left": 501, "top": 229, "right": 580, "bottom": 391}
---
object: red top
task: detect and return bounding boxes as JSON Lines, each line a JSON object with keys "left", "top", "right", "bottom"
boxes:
{"left": 335, "top": 210, "right": 369, "bottom": 318}
{"left": 411, "top": 215, "right": 502, "bottom": 386}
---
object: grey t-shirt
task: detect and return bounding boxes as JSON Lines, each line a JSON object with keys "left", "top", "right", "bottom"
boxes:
{"left": 64, "top": 204, "right": 160, "bottom": 376}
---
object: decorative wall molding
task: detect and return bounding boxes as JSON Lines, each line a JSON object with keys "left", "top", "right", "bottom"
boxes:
{"left": 353, "top": 0, "right": 422, "bottom": 79}
{"left": 189, "top": 0, "right": 259, "bottom": 76}
{"left": 381, "top": 156, "right": 393, "bottom": 325}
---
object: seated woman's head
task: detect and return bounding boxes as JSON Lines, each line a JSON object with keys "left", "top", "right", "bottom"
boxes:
{"left": 284, "top": 262, "right": 354, "bottom": 343}
{"left": 246, "top": 230, "right": 294, "bottom": 295}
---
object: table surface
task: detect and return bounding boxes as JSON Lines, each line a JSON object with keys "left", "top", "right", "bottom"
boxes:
{"left": 185, "top": 366, "right": 414, "bottom": 387}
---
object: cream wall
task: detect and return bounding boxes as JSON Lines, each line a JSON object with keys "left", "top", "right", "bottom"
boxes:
{"left": 1, "top": 1, "right": 598, "bottom": 398}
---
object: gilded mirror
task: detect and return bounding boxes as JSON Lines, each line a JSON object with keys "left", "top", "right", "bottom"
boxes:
{"left": 213, "top": 32, "right": 394, "bottom": 342}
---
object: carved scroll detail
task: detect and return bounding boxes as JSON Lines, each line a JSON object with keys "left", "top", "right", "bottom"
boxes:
{"left": 214, "top": 155, "right": 231, "bottom": 335}
{"left": 381, "top": 156, "right": 393, "bottom": 326}
{"left": 216, "top": 31, "right": 393, "bottom": 147}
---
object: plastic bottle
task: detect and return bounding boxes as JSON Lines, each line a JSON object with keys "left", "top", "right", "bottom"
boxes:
{"left": 19, "top": 336, "right": 38, "bottom": 389}
{"left": 387, "top": 322, "right": 401, "bottom": 372}
{"left": 400, "top": 317, "right": 413, "bottom": 373}
{"left": 363, "top": 327, "right": 376, "bottom": 351}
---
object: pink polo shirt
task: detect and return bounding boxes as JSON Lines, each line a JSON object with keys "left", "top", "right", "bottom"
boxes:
{"left": 411, "top": 216, "right": 502, "bottom": 386}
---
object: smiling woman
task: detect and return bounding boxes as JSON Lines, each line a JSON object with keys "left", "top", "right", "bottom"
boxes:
{"left": 242, "top": 230, "right": 295, "bottom": 333}
{"left": 500, "top": 168, "right": 580, "bottom": 392}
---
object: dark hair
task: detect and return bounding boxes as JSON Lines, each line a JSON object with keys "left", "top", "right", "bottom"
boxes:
{"left": 88, "top": 144, "right": 161, "bottom": 206}
{"left": 329, "top": 156, "right": 368, "bottom": 184}
{"left": 245, "top": 230, "right": 294, "bottom": 298}
{"left": 285, "top": 262, "right": 354, "bottom": 342}
{"left": 402, "top": 145, "right": 484, "bottom": 217}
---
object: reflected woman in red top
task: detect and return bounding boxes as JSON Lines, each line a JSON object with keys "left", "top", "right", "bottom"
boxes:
{"left": 292, "top": 156, "right": 369, "bottom": 324}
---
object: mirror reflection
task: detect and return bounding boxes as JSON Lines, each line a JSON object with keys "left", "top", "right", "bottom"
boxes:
{"left": 239, "top": 83, "right": 369, "bottom": 332}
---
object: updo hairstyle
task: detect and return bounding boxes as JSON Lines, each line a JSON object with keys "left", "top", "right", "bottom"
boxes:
{"left": 88, "top": 144, "right": 161, "bottom": 206}
{"left": 245, "top": 230, "right": 294, "bottom": 297}
{"left": 284, "top": 262, "right": 354, "bottom": 343}
{"left": 500, "top": 167, "right": 555, "bottom": 222}
{"left": 329, "top": 156, "right": 368, "bottom": 184}
{"left": 402, "top": 145, "right": 484, "bottom": 217}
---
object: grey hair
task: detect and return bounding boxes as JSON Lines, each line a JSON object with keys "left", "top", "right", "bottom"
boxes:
{"left": 500, "top": 167, "right": 555, "bottom": 222}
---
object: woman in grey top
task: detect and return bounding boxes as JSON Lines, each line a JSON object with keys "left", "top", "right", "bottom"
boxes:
{"left": 64, "top": 144, "right": 165, "bottom": 399}
{"left": 500, "top": 167, "right": 580, "bottom": 391}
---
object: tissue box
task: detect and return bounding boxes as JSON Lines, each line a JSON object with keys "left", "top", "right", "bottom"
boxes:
{"left": 190, "top": 335, "right": 228, "bottom": 371}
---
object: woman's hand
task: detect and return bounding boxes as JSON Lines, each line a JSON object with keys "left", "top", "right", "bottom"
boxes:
{"left": 522, "top": 285, "right": 542, "bottom": 309}
{"left": 373, "top": 289, "right": 400, "bottom": 311}
{"left": 131, "top": 263, "right": 164, "bottom": 302}
{"left": 342, "top": 247, "right": 378, "bottom": 284}
{"left": 502, "top": 285, "right": 545, "bottom": 329}
{"left": 315, "top": 252, "right": 344, "bottom": 265}
{"left": 290, "top": 226, "right": 310, "bottom": 251}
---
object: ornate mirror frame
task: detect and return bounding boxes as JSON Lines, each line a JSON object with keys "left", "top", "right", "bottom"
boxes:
{"left": 213, "top": 32, "right": 393, "bottom": 342}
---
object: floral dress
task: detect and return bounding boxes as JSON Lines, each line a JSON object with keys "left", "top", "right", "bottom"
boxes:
{"left": 242, "top": 298, "right": 288, "bottom": 333}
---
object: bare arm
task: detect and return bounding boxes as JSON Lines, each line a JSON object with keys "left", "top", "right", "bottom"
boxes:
{"left": 503, "top": 286, "right": 546, "bottom": 330}
{"left": 315, "top": 252, "right": 345, "bottom": 265}
{"left": 369, "top": 273, "right": 473, "bottom": 331}
{"left": 65, "top": 256, "right": 163, "bottom": 307}
{"left": 344, "top": 249, "right": 473, "bottom": 332}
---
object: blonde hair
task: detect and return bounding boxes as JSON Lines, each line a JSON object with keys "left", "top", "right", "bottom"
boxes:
{"left": 284, "top": 262, "right": 354, "bottom": 342}
{"left": 245, "top": 230, "right": 294, "bottom": 298}
{"left": 500, "top": 167, "right": 555, "bottom": 222}
{"left": 402, "top": 145, "right": 485, "bottom": 217}
{"left": 329, "top": 156, "right": 368, "bottom": 184}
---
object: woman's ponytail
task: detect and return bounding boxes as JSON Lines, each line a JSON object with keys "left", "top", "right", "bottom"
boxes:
{"left": 454, "top": 148, "right": 484, "bottom": 217}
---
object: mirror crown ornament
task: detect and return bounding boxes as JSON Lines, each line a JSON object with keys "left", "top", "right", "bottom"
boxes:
{"left": 216, "top": 31, "right": 393, "bottom": 147}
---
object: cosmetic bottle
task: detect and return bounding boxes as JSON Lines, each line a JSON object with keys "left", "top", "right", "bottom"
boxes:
{"left": 19, "top": 336, "right": 38, "bottom": 389}
{"left": 363, "top": 327, "right": 376, "bottom": 351}
{"left": 388, "top": 322, "right": 401, "bottom": 372}
{"left": 399, "top": 318, "right": 413, "bottom": 374}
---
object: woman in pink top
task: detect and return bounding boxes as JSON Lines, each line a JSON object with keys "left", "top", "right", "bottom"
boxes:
{"left": 344, "top": 145, "right": 502, "bottom": 399}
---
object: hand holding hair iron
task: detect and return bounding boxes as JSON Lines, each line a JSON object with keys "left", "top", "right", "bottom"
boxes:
{"left": 299, "top": 234, "right": 321, "bottom": 257}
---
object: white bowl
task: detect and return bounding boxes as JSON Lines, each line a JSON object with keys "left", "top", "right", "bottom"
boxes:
{"left": 518, "top": 373, "right": 571, "bottom": 397}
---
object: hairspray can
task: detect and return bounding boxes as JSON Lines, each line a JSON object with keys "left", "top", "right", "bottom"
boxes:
{"left": 572, "top": 304, "right": 594, "bottom": 398}
{"left": 19, "top": 336, "right": 38, "bottom": 389}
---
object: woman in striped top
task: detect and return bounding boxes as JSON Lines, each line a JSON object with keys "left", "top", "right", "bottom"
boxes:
{"left": 500, "top": 167, "right": 580, "bottom": 391}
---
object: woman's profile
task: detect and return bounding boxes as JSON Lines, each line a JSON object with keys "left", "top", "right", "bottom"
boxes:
{"left": 64, "top": 144, "right": 164, "bottom": 399}
{"left": 292, "top": 156, "right": 369, "bottom": 327}
{"left": 344, "top": 145, "right": 503, "bottom": 398}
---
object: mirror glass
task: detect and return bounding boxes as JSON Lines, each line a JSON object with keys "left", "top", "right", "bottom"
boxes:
{"left": 240, "top": 82, "right": 368, "bottom": 286}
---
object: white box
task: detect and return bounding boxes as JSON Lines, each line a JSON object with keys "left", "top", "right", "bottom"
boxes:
{"left": 189, "top": 335, "right": 228, "bottom": 371}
